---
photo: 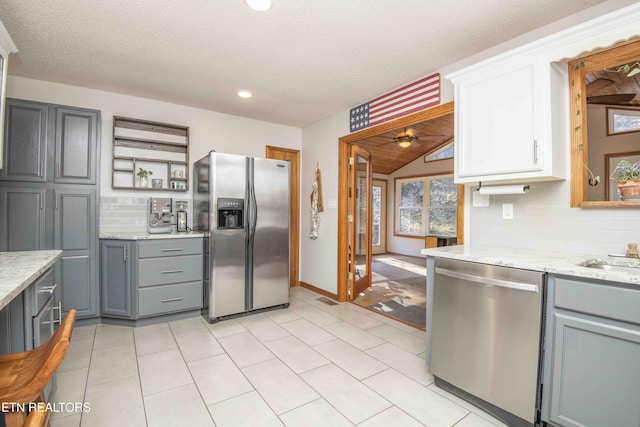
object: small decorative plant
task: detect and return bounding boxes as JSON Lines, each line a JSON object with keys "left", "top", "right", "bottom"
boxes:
{"left": 136, "top": 168, "right": 152, "bottom": 187}
{"left": 136, "top": 168, "right": 153, "bottom": 178}
{"left": 611, "top": 160, "right": 640, "bottom": 199}
{"left": 611, "top": 160, "right": 640, "bottom": 181}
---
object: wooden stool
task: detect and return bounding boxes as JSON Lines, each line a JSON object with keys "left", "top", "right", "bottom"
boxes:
{"left": 0, "top": 309, "right": 76, "bottom": 427}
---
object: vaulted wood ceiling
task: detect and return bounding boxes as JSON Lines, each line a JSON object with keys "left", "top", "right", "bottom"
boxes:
{"left": 585, "top": 40, "right": 640, "bottom": 106}
{"left": 354, "top": 113, "right": 454, "bottom": 175}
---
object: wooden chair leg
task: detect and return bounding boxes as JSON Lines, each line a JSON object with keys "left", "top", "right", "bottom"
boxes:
{"left": 4, "top": 410, "right": 27, "bottom": 427}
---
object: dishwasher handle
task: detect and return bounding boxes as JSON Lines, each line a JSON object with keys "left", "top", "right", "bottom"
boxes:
{"left": 435, "top": 267, "right": 539, "bottom": 293}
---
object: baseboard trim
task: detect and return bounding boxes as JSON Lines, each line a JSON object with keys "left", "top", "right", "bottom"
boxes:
{"left": 299, "top": 281, "right": 340, "bottom": 301}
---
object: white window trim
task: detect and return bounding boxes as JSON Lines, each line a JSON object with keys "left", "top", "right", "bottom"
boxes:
{"left": 394, "top": 174, "right": 456, "bottom": 237}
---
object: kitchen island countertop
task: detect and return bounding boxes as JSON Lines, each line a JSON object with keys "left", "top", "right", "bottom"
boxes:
{"left": 0, "top": 250, "right": 63, "bottom": 311}
{"left": 422, "top": 245, "right": 640, "bottom": 285}
{"left": 99, "top": 231, "right": 206, "bottom": 240}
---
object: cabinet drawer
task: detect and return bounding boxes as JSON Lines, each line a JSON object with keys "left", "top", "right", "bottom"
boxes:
{"left": 138, "top": 281, "right": 202, "bottom": 317}
{"left": 30, "top": 268, "right": 56, "bottom": 314}
{"left": 138, "top": 239, "right": 202, "bottom": 258}
{"left": 138, "top": 255, "right": 202, "bottom": 287}
{"left": 555, "top": 278, "right": 640, "bottom": 325}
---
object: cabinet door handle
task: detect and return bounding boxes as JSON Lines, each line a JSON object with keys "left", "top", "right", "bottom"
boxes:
{"left": 56, "top": 162, "right": 60, "bottom": 179}
{"left": 161, "top": 248, "right": 183, "bottom": 252}
{"left": 54, "top": 191, "right": 59, "bottom": 211}
{"left": 123, "top": 246, "right": 128, "bottom": 262}
{"left": 39, "top": 284, "right": 58, "bottom": 294}
{"left": 39, "top": 193, "right": 43, "bottom": 210}
{"left": 53, "top": 302, "right": 62, "bottom": 325}
{"left": 161, "top": 269, "right": 183, "bottom": 274}
{"left": 533, "top": 140, "right": 538, "bottom": 164}
{"left": 161, "top": 297, "right": 183, "bottom": 303}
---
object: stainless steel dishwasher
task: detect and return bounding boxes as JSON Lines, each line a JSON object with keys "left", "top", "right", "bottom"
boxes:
{"left": 431, "top": 258, "right": 545, "bottom": 427}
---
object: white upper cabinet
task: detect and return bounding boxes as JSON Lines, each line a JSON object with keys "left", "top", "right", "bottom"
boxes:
{"left": 448, "top": 52, "right": 568, "bottom": 184}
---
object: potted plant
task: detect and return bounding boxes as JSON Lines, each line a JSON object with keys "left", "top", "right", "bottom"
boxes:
{"left": 611, "top": 159, "right": 640, "bottom": 199}
{"left": 136, "top": 167, "right": 152, "bottom": 188}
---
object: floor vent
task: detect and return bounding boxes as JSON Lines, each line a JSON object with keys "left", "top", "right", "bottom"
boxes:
{"left": 316, "top": 297, "right": 338, "bottom": 306}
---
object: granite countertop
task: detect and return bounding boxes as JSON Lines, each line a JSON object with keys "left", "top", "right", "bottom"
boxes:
{"left": 99, "top": 231, "right": 206, "bottom": 240}
{"left": 422, "top": 245, "right": 640, "bottom": 285}
{"left": 0, "top": 250, "right": 63, "bottom": 311}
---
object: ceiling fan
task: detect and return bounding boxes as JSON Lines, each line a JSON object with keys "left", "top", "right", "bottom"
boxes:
{"left": 383, "top": 127, "right": 445, "bottom": 149}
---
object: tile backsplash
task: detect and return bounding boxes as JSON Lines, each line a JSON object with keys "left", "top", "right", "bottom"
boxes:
{"left": 469, "top": 180, "right": 640, "bottom": 257}
{"left": 99, "top": 196, "right": 194, "bottom": 234}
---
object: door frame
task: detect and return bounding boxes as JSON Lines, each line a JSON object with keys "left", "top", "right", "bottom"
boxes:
{"left": 265, "top": 145, "right": 300, "bottom": 287}
{"left": 337, "top": 102, "right": 457, "bottom": 301}
{"left": 371, "top": 179, "right": 387, "bottom": 255}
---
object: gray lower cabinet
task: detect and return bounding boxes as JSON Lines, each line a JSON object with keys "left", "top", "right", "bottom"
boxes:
{"left": 100, "top": 240, "right": 133, "bottom": 318}
{"left": 542, "top": 275, "right": 640, "bottom": 427}
{"left": 55, "top": 188, "right": 98, "bottom": 318}
{"left": 100, "top": 238, "right": 203, "bottom": 321}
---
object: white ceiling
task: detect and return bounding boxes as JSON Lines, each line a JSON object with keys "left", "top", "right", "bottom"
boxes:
{"left": 0, "top": 0, "right": 608, "bottom": 128}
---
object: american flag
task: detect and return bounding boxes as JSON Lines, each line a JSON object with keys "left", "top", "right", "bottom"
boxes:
{"left": 350, "top": 72, "right": 440, "bottom": 132}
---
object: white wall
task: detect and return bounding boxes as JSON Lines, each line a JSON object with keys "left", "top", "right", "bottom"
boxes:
{"left": 6, "top": 76, "right": 302, "bottom": 201}
{"left": 299, "top": 111, "right": 348, "bottom": 293}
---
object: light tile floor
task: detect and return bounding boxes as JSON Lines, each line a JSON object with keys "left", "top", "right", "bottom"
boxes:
{"left": 50, "top": 287, "right": 507, "bottom": 427}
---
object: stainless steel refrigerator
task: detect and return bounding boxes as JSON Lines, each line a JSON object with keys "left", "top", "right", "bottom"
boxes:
{"left": 193, "top": 151, "right": 290, "bottom": 322}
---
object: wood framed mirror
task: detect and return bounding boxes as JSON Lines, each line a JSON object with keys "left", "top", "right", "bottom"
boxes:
{"left": 569, "top": 38, "right": 640, "bottom": 207}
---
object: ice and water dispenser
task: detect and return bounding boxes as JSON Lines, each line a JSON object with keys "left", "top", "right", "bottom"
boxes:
{"left": 217, "top": 198, "right": 244, "bottom": 229}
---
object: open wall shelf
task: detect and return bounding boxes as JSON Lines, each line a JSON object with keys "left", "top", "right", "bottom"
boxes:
{"left": 112, "top": 116, "right": 190, "bottom": 191}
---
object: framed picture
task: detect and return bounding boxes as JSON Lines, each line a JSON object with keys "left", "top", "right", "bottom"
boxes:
{"left": 605, "top": 151, "right": 640, "bottom": 200}
{"left": 606, "top": 107, "right": 640, "bottom": 136}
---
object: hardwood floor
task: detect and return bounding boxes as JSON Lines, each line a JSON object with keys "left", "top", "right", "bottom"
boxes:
{"left": 352, "top": 254, "right": 427, "bottom": 329}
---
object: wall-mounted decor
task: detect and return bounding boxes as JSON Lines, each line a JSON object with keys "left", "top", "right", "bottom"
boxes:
{"left": 349, "top": 73, "right": 440, "bottom": 132}
{"left": 606, "top": 107, "right": 640, "bottom": 136}
{"left": 112, "top": 116, "right": 190, "bottom": 192}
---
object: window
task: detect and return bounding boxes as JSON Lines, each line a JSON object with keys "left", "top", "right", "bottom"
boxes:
{"left": 424, "top": 142, "right": 454, "bottom": 162}
{"left": 607, "top": 107, "right": 640, "bottom": 136}
{"left": 395, "top": 175, "right": 457, "bottom": 236}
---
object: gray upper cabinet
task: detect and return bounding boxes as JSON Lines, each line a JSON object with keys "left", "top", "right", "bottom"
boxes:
{"left": 1, "top": 99, "right": 100, "bottom": 185}
{"left": 542, "top": 275, "right": 640, "bottom": 427}
{"left": 1, "top": 99, "right": 49, "bottom": 182}
{"left": 55, "top": 188, "right": 98, "bottom": 318}
{"left": 55, "top": 107, "right": 99, "bottom": 184}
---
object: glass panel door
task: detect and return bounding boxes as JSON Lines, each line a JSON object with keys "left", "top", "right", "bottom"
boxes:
{"left": 349, "top": 145, "right": 372, "bottom": 299}
{"left": 372, "top": 179, "right": 386, "bottom": 255}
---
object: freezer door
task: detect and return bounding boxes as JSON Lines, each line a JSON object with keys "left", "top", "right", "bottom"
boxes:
{"left": 251, "top": 158, "right": 289, "bottom": 310}
{"left": 209, "top": 152, "right": 248, "bottom": 318}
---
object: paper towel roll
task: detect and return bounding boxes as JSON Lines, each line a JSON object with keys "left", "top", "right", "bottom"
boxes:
{"left": 478, "top": 185, "right": 529, "bottom": 195}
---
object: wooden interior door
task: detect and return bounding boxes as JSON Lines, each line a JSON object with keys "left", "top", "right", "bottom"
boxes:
{"left": 349, "top": 145, "right": 372, "bottom": 300}
{"left": 265, "top": 146, "right": 300, "bottom": 287}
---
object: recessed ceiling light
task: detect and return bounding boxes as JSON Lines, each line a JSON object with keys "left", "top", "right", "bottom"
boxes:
{"left": 237, "top": 90, "right": 253, "bottom": 98}
{"left": 246, "top": 0, "right": 272, "bottom": 12}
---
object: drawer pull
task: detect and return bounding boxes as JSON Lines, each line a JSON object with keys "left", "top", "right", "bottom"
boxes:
{"left": 39, "top": 284, "right": 58, "bottom": 294}
{"left": 53, "top": 302, "right": 62, "bottom": 325}
{"left": 161, "top": 248, "right": 184, "bottom": 252}
{"left": 161, "top": 269, "right": 183, "bottom": 274}
{"left": 161, "top": 297, "right": 183, "bottom": 303}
